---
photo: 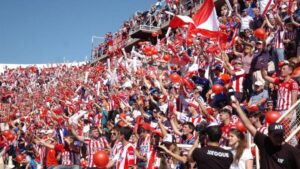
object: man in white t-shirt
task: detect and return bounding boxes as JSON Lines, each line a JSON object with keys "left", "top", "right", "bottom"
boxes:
{"left": 239, "top": 9, "right": 253, "bottom": 32}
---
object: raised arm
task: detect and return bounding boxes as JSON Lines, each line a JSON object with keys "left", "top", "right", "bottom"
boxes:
{"left": 39, "top": 140, "right": 55, "bottom": 149}
{"left": 71, "top": 125, "right": 85, "bottom": 142}
{"left": 261, "top": 67, "right": 275, "bottom": 83}
{"left": 231, "top": 98, "right": 257, "bottom": 136}
{"left": 157, "top": 116, "right": 168, "bottom": 138}
{"left": 170, "top": 116, "right": 183, "bottom": 136}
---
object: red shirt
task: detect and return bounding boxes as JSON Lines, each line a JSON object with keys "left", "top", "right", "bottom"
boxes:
{"left": 116, "top": 143, "right": 135, "bottom": 169}
{"left": 274, "top": 78, "right": 298, "bottom": 111}
{"left": 46, "top": 148, "right": 58, "bottom": 167}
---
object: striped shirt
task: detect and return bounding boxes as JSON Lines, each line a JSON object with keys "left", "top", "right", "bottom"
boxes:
{"left": 110, "top": 141, "right": 123, "bottom": 159}
{"left": 231, "top": 69, "right": 246, "bottom": 93}
{"left": 84, "top": 137, "right": 109, "bottom": 168}
{"left": 274, "top": 78, "right": 298, "bottom": 111}
{"left": 273, "top": 26, "right": 285, "bottom": 49}
{"left": 115, "top": 143, "right": 136, "bottom": 169}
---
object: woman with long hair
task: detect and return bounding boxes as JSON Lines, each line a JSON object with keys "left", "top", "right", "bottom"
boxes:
{"left": 228, "top": 129, "right": 253, "bottom": 169}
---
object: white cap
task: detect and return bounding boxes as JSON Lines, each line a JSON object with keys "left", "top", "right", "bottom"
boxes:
{"left": 163, "top": 134, "right": 174, "bottom": 143}
{"left": 254, "top": 81, "right": 264, "bottom": 86}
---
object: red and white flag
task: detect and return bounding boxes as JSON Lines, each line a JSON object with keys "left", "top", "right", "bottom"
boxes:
{"left": 192, "top": 0, "right": 219, "bottom": 31}
{"left": 169, "top": 15, "right": 195, "bottom": 28}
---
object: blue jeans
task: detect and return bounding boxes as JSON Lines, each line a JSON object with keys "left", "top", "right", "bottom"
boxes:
{"left": 275, "top": 48, "right": 285, "bottom": 61}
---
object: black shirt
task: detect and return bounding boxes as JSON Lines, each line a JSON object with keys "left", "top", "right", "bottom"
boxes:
{"left": 192, "top": 145, "right": 233, "bottom": 169}
{"left": 254, "top": 131, "right": 300, "bottom": 169}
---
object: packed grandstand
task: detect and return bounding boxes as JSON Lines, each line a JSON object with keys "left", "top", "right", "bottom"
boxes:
{"left": 1, "top": 0, "right": 300, "bottom": 169}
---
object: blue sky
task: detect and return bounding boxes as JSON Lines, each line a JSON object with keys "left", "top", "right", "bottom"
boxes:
{"left": 0, "top": 0, "right": 156, "bottom": 64}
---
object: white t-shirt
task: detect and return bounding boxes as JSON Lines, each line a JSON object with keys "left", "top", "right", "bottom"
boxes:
{"left": 230, "top": 148, "right": 253, "bottom": 169}
{"left": 241, "top": 16, "right": 253, "bottom": 31}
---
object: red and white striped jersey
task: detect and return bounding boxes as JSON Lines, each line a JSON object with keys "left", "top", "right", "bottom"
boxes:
{"left": 220, "top": 122, "right": 236, "bottom": 146}
{"left": 176, "top": 112, "right": 204, "bottom": 126}
{"left": 61, "top": 151, "right": 72, "bottom": 166}
{"left": 273, "top": 26, "right": 285, "bottom": 49}
{"left": 231, "top": 69, "right": 246, "bottom": 93}
{"left": 110, "top": 141, "right": 123, "bottom": 159}
{"left": 115, "top": 143, "right": 136, "bottom": 169}
{"left": 146, "top": 146, "right": 159, "bottom": 169}
{"left": 84, "top": 137, "right": 109, "bottom": 168}
{"left": 274, "top": 78, "right": 299, "bottom": 111}
{"left": 34, "top": 145, "right": 45, "bottom": 165}
{"left": 257, "top": 125, "right": 268, "bottom": 135}
{"left": 187, "top": 115, "right": 205, "bottom": 126}
{"left": 94, "top": 113, "right": 103, "bottom": 127}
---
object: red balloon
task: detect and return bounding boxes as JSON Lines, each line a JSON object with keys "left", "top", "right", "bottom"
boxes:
{"left": 212, "top": 84, "right": 224, "bottom": 94}
{"left": 146, "top": 50, "right": 153, "bottom": 56}
{"left": 6, "top": 133, "right": 15, "bottom": 141}
{"left": 163, "top": 54, "right": 171, "bottom": 62}
{"left": 254, "top": 28, "right": 266, "bottom": 40}
{"left": 16, "top": 154, "right": 24, "bottom": 163}
{"left": 2, "top": 130, "right": 11, "bottom": 138}
{"left": 93, "top": 150, "right": 109, "bottom": 168}
{"left": 265, "top": 111, "right": 281, "bottom": 124}
{"left": 219, "top": 74, "right": 231, "bottom": 84}
{"left": 152, "top": 32, "right": 158, "bottom": 37}
{"left": 170, "top": 73, "right": 181, "bottom": 83}
{"left": 292, "top": 66, "right": 300, "bottom": 77}
{"left": 236, "top": 121, "right": 247, "bottom": 133}
{"left": 143, "top": 47, "right": 151, "bottom": 53}
{"left": 151, "top": 47, "right": 158, "bottom": 55}
{"left": 187, "top": 38, "right": 193, "bottom": 45}
{"left": 182, "top": 78, "right": 195, "bottom": 89}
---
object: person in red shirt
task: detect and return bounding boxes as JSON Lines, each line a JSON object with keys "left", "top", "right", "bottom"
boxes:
{"left": 71, "top": 126, "right": 110, "bottom": 168}
{"left": 223, "top": 56, "right": 246, "bottom": 102}
{"left": 219, "top": 106, "right": 235, "bottom": 146}
{"left": 106, "top": 127, "right": 136, "bottom": 169}
{"left": 261, "top": 62, "right": 298, "bottom": 116}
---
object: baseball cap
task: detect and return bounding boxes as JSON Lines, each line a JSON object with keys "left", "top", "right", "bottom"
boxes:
{"left": 254, "top": 81, "right": 264, "bottom": 86}
{"left": 163, "top": 134, "right": 175, "bottom": 144}
{"left": 278, "top": 60, "right": 289, "bottom": 67}
{"left": 268, "top": 123, "right": 285, "bottom": 134}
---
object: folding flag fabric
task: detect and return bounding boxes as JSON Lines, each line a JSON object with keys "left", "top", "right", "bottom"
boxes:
{"left": 192, "top": 0, "right": 219, "bottom": 32}
{"left": 169, "top": 15, "right": 195, "bottom": 28}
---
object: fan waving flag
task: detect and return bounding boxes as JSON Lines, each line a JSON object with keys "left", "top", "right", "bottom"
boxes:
{"left": 189, "top": 0, "right": 221, "bottom": 38}
{"left": 192, "top": 0, "right": 219, "bottom": 31}
{"left": 169, "top": 0, "right": 223, "bottom": 38}
{"left": 169, "top": 15, "right": 195, "bottom": 28}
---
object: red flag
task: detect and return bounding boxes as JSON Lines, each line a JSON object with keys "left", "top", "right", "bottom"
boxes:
{"left": 169, "top": 15, "right": 194, "bottom": 28}
{"left": 189, "top": 0, "right": 220, "bottom": 38}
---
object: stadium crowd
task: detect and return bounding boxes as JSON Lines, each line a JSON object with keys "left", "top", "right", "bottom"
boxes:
{"left": 1, "top": 0, "right": 300, "bottom": 169}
